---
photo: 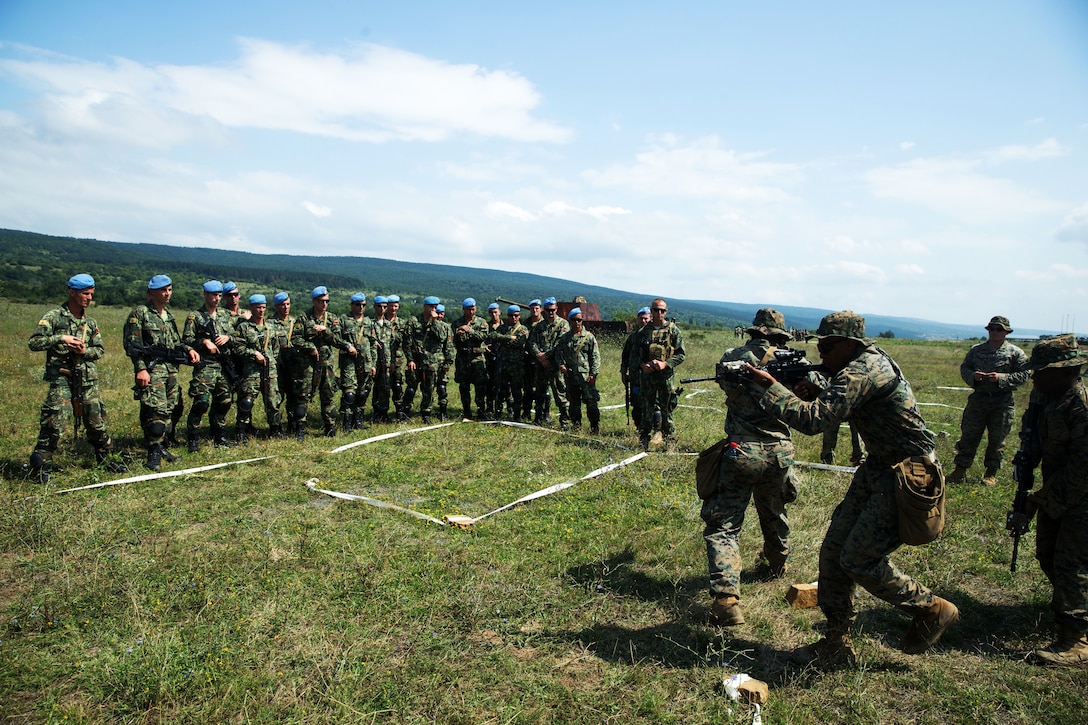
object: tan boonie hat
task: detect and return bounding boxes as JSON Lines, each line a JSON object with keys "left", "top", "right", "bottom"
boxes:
{"left": 986, "top": 315, "right": 1013, "bottom": 332}
{"left": 1030, "top": 333, "right": 1082, "bottom": 371}
{"left": 747, "top": 308, "right": 788, "bottom": 338}
{"left": 815, "top": 310, "right": 867, "bottom": 342}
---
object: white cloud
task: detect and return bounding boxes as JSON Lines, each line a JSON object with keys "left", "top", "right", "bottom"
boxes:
{"left": 985, "top": 138, "right": 1066, "bottom": 163}
{"left": 541, "top": 201, "right": 631, "bottom": 220}
{"left": 1026, "top": 117, "right": 1045, "bottom": 125}
{"left": 894, "top": 263, "right": 925, "bottom": 276}
{"left": 0, "top": 39, "right": 572, "bottom": 146}
{"left": 486, "top": 201, "right": 538, "bottom": 221}
{"left": 582, "top": 135, "right": 802, "bottom": 202}
{"left": 899, "top": 141, "right": 915, "bottom": 151}
{"left": 302, "top": 200, "right": 331, "bottom": 217}
{"left": 1056, "top": 202, "right": 1088, "bottom": 243}
{"left": 824, "top": 234, "right": 867, "bottom": 254}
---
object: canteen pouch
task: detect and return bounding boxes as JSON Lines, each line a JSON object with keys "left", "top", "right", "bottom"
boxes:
{"left": 892, "top": 454, "right": 946, "bottom": 545}
{"left": 695, "top": 438, "right": 728, "bottom": 500}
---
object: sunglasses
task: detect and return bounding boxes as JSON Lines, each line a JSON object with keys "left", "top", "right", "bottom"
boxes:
{"left": 817, "top": 339, "right": 841, "bottom": 354}
{"left": 652, "top": 308, "right": 667, "bottom": 313}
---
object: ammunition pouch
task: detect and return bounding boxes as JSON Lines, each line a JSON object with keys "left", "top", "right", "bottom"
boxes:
{"left": 892, "top": 453, "right": 946, "bottom": 545}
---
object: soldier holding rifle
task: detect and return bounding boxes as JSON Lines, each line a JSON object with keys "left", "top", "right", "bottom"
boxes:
{"left": 182, "top": 280, "right": 238, "bottom": 451}
{"left": 292, "top": 286, "right": 350, "bottom": 437}
{"left": 28, "top": 274, "right": 127, "bottom": 483}
{"left": 234, "top": 294, "right": 285, "bottom": 442}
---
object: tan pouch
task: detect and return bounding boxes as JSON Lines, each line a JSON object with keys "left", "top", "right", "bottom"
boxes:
{"left": 695, "top": 438, "right": 728, "bottom": 499}
{"left": 892, "top": 454, "right": 946, "bottom": 545}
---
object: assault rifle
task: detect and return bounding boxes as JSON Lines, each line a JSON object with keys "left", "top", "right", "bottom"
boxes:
{"left": 201, "top": 316, "right": 241, "bottom": 387}
{"left": 60, "top": 352, "right": 85, "bottom": 435}
{"left": 681, "top": 348, "right": 827, "bottom": 386}
{"left": 127, "top": 341, "right": 195, "bottom": 370}
{"left": 1006, "top": 401, "right": 1041, "bottom": 573}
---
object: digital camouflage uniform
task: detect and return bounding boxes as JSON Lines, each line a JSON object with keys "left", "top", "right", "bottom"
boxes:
{"left": 338, "top": 312, "right": 376, "bottom": 431}
{"left": 637, "top": 320, "right": 686, "bottom": 442}
{"left": 235, "top": 317, "right": 285, "bottom": 438}
{"left": 494, "top": 319, "right": 529, "bottom": 420}
{"left": 528, "top": 316, "right": 570, "bottom": 424}
{"left": 274, "top": 312, "right": 304, "bottom": 435}
{"left": 124, "top": 304, "right": 189, "bottom": 449}
{"left": 182, "top": 307, "right": 237, "bottom": 446}
{"left": 1018, "top": 336, "right": 1088, "bottom": 663}
{"left": 291, "top": 310, "right": 347, "bottom": 434}
{"left": 29, "top": 303, "right": 115, "bottom": 464}
{"left": 702, "top": 335, "right": 799, "bottom": 608}
{"left": 953, "top": 338, "right": 1030, "bottom": 474}
{"left": 371, "top": 316, "right": 396, "bottom": 423}
{"left": 406, "top": 315, "right": 455, "bottom": 421}
{"left": 759, "top": 317, "right": 942, "bottom": 636}
{"left": 453, "top": 313, "right": 492, "bottom": 419}
{"left": 555, "top": 324, "right": 601, "bottom": 431}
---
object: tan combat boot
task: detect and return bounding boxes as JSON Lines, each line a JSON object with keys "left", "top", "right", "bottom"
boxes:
{"left": 901, "top": 597, "right": 959, "bottom": 654}
{"left": 982, "top": 468, "right": 998, "bottom": 487}
{"left": 792, "top": 621, "right": 856, "bottom": 666}
{"left": 946, "top": 466, "right": 968, "bottom": 484}
{"left": 1034, "top": 627, "right": 1088, "bottom": 667}
{"left": 708, "top": 596, "right": 745, "bottom": 626}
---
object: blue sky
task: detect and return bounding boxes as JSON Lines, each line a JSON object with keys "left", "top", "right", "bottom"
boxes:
{"left": 1, "top": 1, "right": 1086, "bottom": 330}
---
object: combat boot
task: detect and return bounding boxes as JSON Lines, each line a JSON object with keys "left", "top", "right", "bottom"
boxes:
{"left": 28, "top": 451, "right": 51, "bottom": 484}
{"left": 324, "top": 422, "right": 337, "bottom": 437}
{"left": 901, "top": 597, "right": 959, "bottom": 654}
{"left": 946, "top": 466, "right": 968, "bottom": 484}
{"left": 95, "top": 449, "right": 129, "bottom": 474}
{"left": 708, "top": 596, "right": 745, "bottom": 626}
{"left": 211, "top": 423, "right": 232, "bottom": 448}
{"left": 982, "top": 468, "right": 998, "bottom": 487}
{"left": 269, "top": 424, "right": 286, "bottom": 439}
{"left": 758, "top": 549, "right": 789, "bottom": 579}
{"left": 235, "top": 423, "right": 248, "bottom": 446}
{"left": 437, "top": 404, "right": 448, "bottom": 422}
{"left": 820, "top": 451, "right": 834, "bottom": 465}
{"left": 342, "top": 411, "right": 354, "bottom": 434}
{"left": 1033, "top": 627, "right": 1088, "bottom": 667}
{"left": 145, "top": 444, "right": 163, "bottom": 472}
{"left": 353, "top": 408, "right": 369, "bottom": 430}
{"left": 421, "top": 414, "right": 432, "bottom": 424}
{"left": 187, "top": 427, "right": 200, "bottom": 453}
{"left": 792, "top": 620, "right": 856, "bottom": 666}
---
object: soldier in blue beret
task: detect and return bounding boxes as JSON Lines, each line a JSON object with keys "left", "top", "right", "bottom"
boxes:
{"left": 338, "top": 292, "right": 375, "bottom": 432}
{"left": 182, "top": 280, "right": 238, "bottom": 451}
{"left": 27, "top": 274, "right": 128, "bottom": 482}
{"left": 620, "top": 306, "right": 653, "bottom": 430}
{"left": 527, "top": 297, "right": 570, "bottom": 427}
{"left": 453, "top": 298, "right": 491, "bottom": 420}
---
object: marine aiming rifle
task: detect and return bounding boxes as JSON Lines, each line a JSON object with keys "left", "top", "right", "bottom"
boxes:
{"left": 681, "top": 348, "right": 827, "bottom": 386}
{"left": 1006, "top": 401, "right": 1042, "bottom": 573}
{"left": 60, "top": 352, "right": 85, "bottom": 436}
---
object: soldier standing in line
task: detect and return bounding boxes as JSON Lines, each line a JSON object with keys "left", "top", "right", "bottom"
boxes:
{"left": 221, "top": 282, "right": 251, "bottom": 323}
{"left": 182, "top": 280, "right": 237, "bottom": 451}
{"left": 453, "top": 298, "right": 492, "bottom": 421}
{"left": 700, "top": 309, "right": 803, "bottom": 626}
{"left": 385, "top": 295, "right": 410, "bottom": 422}
{"left": 555, "top": 308, "right": 601, "bottom": 434}
{"left": 495, "top": 304, "right": 529, "bottom": 420}
{"left": 947, "top": 315, "right": 1031, "bottom": 486}
{"left": 404, "top": 296, "right": 455, "bottom": 423}
{"left": 291, "top": 286, "right": 351, "bottom": 437}
{"left": 1010, "top": 334, "right": 1088, "bottom": 667}
{"left": 434, "top": 303, "right": 452, "bottom": 419}
{"left": 636, "top": 298, "right": 685, "bottom": 449}
{"left": 27, "top": 274, "right": 127, "bottom": 483}
{"left": 484, "top": 302, "right": 504, "bottom": 418}
{"left": 528, "top": 297, "right": 570, "bottom": 427}
{"left": 620, "top": 306, "right": 651, "bottom": 429}
{"left": 338, "top": 292, "right": 375, "bottom": 432}
{"left": 370, "top": 296, "right": 395, "bottom": 424}
{"left": 272, "top": 292, "right": 300, "bottom": 439}
{"left": 521, "top": 299, "right": 544, "bottom": 421}
{"left": 748, "top": 310, "right": 958, "bottom": 665}
{"left": 124, "top": 275, "right": 200, "bottom": 470}
{"left": 233, "top": 294, "right": 283, "bottom": 443}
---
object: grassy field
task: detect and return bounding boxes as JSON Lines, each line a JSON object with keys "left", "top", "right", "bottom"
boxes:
{"left": 1, "top": 299, "right": 1084, "bottom": 723}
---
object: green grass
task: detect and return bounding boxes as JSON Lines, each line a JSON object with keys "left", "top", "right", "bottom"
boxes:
{"left": 1, "top": 300, "right": 1083, "bottom": 723}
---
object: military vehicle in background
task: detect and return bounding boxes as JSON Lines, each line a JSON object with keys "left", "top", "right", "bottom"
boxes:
{"left": 495, "top": 296, "right": 630, "bottom": 337}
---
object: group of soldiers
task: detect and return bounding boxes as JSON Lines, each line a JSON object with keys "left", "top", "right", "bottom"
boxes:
{"left": 702, "top": 307, "right": 1087, "bottom": 669}
{"left": 27, "top": 276, "right": 693, "bottom": 480}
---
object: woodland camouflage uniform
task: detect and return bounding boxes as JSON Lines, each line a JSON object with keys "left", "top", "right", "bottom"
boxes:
{"left": 371, "top": 315, "right": 396, "bottom": 423}
{"left": 554, "top": 321, "right": 601, "bottom": 432}
{"left": 182, "top": 304, "right": 237, "bottom": 448}
{"left": 235, "top": 316, "right": 285, "bottom": 438}
{"left": 636, "top": 318, "right": 685, "bottom": 443}
{"left": 453, "top": 310, "right": 492, "bottom": 419}
{"left": 406, "top": 314, "right": 455, "bottom": 422}
{"left": 494, "top": 315, "right": 529, "bottom": 420}
{"left": 339, "top": 308, "right": 376, "bottom": 431}
{"left": 291, "top": 308, "right": 347, "bottom": 435}
{"left": 124, "top": 300, "right": 189, "bottom": 456}
{"left": 528, "top": 312, "right": 570, "bottom": 425}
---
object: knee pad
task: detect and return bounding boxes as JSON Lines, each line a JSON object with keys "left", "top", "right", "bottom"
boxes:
{"left": 148, "top": 421, "right": 167, "bottom": 439}
{"left": 211, "top": 400, "right": 232, "bottom": 416}
{"left": 238, "top": 397, "right": 255, "bottom": 415}
{"left": 294, "top": 405, "right": 308, "bottom": 422}
{"left": 191, "top": 398, "right": 210, "bottom": 418}
{"left": 342, "top": 391, "right": 356, "bottom": 407}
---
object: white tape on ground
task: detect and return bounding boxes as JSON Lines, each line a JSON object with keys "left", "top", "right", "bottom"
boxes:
{"left": 795, "top": 461, "right": 858, "bottom": 474}
{"left": 917, "top": 402, "right": 965, "bottom": 410}
{"left": 936, "top": 386, "right": 972, "bottom": 391}
{"left": 304, "top": 479, "right": 448, "bottom": 525}
{"left": 684, "top": 389, "right": 713, "bottom": 399}
{"left": 677, "top": 404, "right": 724, "bottom": 413}
{"left": 328, "top": 422, "right": 456, "bottom": 453}
{"left": 55, "top": 456, "right": 275, "bottom": 494}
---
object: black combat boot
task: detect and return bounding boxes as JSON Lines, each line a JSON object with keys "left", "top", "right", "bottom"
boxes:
{"left": 96, "top": 449, "right": 129, "bottom": 474}
{"left": 29, "top": 451, "right": 52, "bottom": 484}
{"left": 146, "top": 443, "right": 163, "bottom": 472}
{"left": 187, "top": 426, "right": 200, "bottom": 453}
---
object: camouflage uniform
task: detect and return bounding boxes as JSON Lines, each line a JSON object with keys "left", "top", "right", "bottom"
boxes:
{"left": 397, "top": 313, "right": 423, "bottom": 418}
{"left": 387, "top": 314, "right": 409, "bottom": 420}
{"left": 371, "top": 316, "right": 396, "bottom": 423}
{"left": 554, "top": 324, "right": 601, "bottom": 431}
{"left": 521, "top": 309, "right": 544, "bottom": 419}
{"left": 620, "top": 325, "right": 644, "bottom": 428}
{"left": 636, "top": 320, "right": 686, "bottom": 442}
{"left": 124, "top": 304, "right": 189, "bottom": 449}
{"left": 1018, "top": 336, "right": 1088, "bottom": 661}
{"left": 235, "top": 317, "right": 284, "bottom": 437}
{"left": 406, "top": 315, "right": 455, "bottom": 421}
{"left": 275, "top": 312, "right": 304, "bottom": 435}
{"left": 338, "top": 311, "right": 375, "bottom": 431}
{"left": 182, "top": 307, "right": 237, "bottom": 446}
{"left": 494, "top": 318, "right": 529, "bottom": 420}
{"left": 759, "top": 316, "right": 941, "bottom": 633}
{"left": 453, "top": 312, "right": 492, "bottom": 419}
{"left": 28, "top": 302, "right": 115, "bottom": 464}
{"left": 528, "top": 315, "right": 570, "bottom": 425}
{"left": 291, "top": 310, "right": 347, "bottom": 434}
{"left": 702, "top": 334, "right": 798, "bottom": 606}
{"left": 953, "top": 338, "right": 1030, "bottom": 473}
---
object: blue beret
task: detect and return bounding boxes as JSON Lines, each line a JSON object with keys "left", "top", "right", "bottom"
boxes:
{"left": 423, "top": 296, "right": 440, "bottom": 305}
{"left": 148, "top": 275, "right": 172, "bottom": 290}
{"left": 249, "top": 294, "right": 266, "bottom": 305}
{"left": 68, "top": 273, "right": 95, "bottom": 290}
{"left": 373, "top": 295, "right": 388, "bottom": 304}
{"left": 311, "top": 286, "right": 328, "bottom": 299}
{"left": 203, "top": 280, "right": 224, "bottom": 293}
{"left": 569, "top": 307, "right": 582, "bottom": 319}
{"left": 350, "top": 292, "right": 366, "bottom": 303}
{"left": 273, "top": 292, "right": 289, "bottom": 305}
{"left": 462, "top": 297, "right": 476, "bottom": 308}
{"left": 387, "top": 294, "right": 400, "bottom": 303}
{"left": 507, "top": 305, "right": 521, "bottom": 314}
{"left": 487, "top": 302, "right": 500, "bottom": 310}
{"left": 529, "top": 299, "right": 542, "bottom": 306}
{"left": 223, "top": 281, "right": 238, "bottom": 293}
{"left": 543, "top": 296, "right": 557, "bottom": 305}
{"left": 436, "top": 304, "right": 445, "bottom": 313}
{"left": 638, "top": 307, "right": 651, "bottom": 315}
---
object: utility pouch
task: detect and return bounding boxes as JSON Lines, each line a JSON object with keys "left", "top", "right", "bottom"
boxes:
{"left": 892, "top": 453, "right": 946, "bottom": 545}
{"left": 695, "top": 438, "right": 729, "bottom": 500}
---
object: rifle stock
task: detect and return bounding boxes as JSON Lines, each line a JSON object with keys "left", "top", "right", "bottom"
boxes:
{"left": 1006, "top": 402, "right": 1041, "bottom": 572}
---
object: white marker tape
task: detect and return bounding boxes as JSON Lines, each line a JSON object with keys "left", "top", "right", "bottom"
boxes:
{"left": 55, "top": 456, "right": 274, "bottom": 494}
{"left": 304, "top": 479, "right": 448, "bottom": 525}
{"left": 328, "top": 422, "right": 455, "bottom": 453}
{"left": 795, "top": 461, "right": 858, "bottom": 474}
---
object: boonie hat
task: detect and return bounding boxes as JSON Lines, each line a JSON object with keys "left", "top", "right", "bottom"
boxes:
{"left": 1030, "top": 334, "right": 1082, "bottom": 371}
{"left": 747, "top": 308, "right": 788, "bottom": 338}
{"left": 68, "top": 274, "right": 95, "bottom": 290}
{"left": 986, "top": 316, "right": 1013, "bottom": 333}
{"left": 814, "top": 310, "right": 867, "bottom": 342}
{"left": 148, "top": 275, "right": 172, "bottom": 290}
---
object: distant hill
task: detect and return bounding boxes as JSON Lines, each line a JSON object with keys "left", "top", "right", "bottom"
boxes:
{"left": 0, "top": 228, "right": 1049, "bottom": 339}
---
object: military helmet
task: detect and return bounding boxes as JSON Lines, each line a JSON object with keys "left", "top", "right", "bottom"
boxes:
{"left": 1030, "top": 333, "right": 1082, "bottom": 371}
{"left": 747, "top": 308, "right": 788, "bottom": 338}
{"left": 815, "top": 310, "right": 867, "bottom": 342}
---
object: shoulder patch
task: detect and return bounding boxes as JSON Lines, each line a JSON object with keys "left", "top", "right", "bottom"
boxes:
{"left": 128, "top": 317, "right": 138, "bottom": 324}
{"left": 188, "top": 313, "right": 196, "bottom": 321}
{"left": 37, "top": 319, "right": 49, "bottom": 326}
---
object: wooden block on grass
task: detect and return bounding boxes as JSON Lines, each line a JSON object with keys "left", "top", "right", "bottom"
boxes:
{"left": 786, "top": 583, "right": 818, "bottom": 609}
{"left": 444, "top": 515, "right": 475, "bottom": 529}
